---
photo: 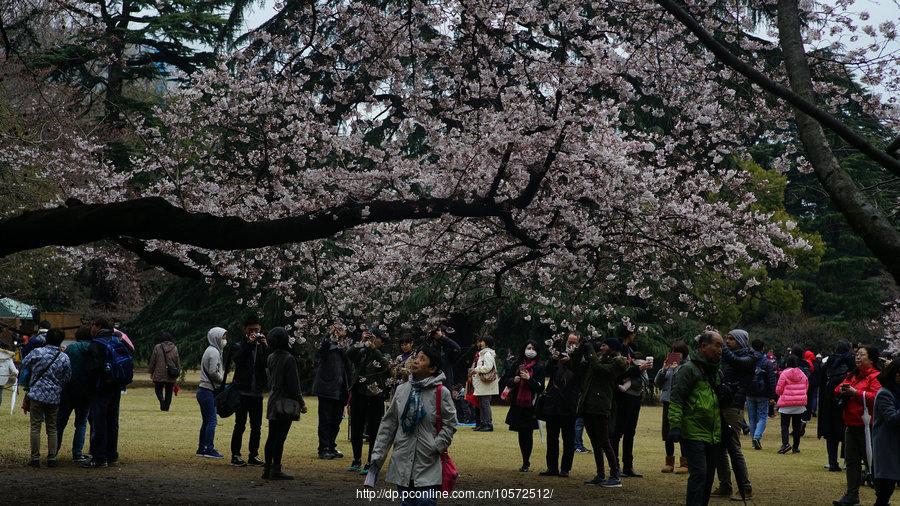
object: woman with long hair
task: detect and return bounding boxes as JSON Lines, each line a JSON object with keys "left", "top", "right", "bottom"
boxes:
{"left": 503, "top": 340, "right": 545, "bottom": 472}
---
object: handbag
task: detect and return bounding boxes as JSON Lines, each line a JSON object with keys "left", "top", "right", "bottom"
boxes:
{"left": 478, "top": 367, "right": 498, "bottom": 383}
{"left": 434, "top": 386, "right": 459, "bottom": 492}
{"left": 273, "top": 397, "right": 302, "bottom": 420}
{"left": 161, "top": 346, "right": 180, "bottom": 380}
{"left": 213, "top": 357, "right": 241, "bottom": 418}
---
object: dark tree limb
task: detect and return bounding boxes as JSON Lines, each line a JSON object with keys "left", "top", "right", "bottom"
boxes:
{"left": 774, "top": 0, "right": 900, "bottom": 284}
{"left": 655, "top": 0, "right": 900, "bottom": 178}
{"left": 113, "top": 237, "right": 206, "bottom": 279}
{"left": 888, "top": 135, "right": 900, "bottom": 159}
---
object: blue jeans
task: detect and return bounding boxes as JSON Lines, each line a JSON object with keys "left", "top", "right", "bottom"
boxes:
{"left": 197, "top": 387, "right": 217, "bottom": 452}
{"left": 746, "top": 397, "right": 769, "bottom": 440}
{"left": 575, "top": 417, "right": 587, "bottom": 450}
{"left": 57, "top": 392, "right": 91, "bottom": 459}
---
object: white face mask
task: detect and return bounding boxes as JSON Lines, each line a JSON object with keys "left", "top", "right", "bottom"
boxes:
{"left": 289, "top": 336, "right": 297, "bottom": 347}
{"left": 221, "top": 339, "right": 228, "bottom": 348}
{"left": 524, "top": 349, "right": 538, "bottom": 359}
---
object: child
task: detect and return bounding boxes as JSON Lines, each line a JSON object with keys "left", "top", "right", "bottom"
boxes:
{"left": 775, "top": 355, "right": 809, "bottom": 454}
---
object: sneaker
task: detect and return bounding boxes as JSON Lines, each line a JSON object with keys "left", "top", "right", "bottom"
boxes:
{"left": 205, "top": 449, "right": 225, "bottom": 459}
{"left": 248, "top": 456, "right": 265, "bottom": 467}
{"left": 584, "top": 475, "right": 605, "bottom": 485}
{"left": 348, "top": 461, "right": 362, "bottom": 472}
{"left": 196, "top": 449, "right": 207, "bottom": 457}
{"left": 519, "top": 464, "right": 530, "bottom": 473}
{"left": 832, "top": 495, "right": 861, "bottom": 506}
{"left": 319, "top": 451, "right": 335, "bottom": 460}
{"left": 730, "top": 489, "right": 753, "bottom": 501}
{"left": 81, "top": 460, "right": 108, "bottom": 468}
{"left": 600, "top": 477, "right": 623, "bottom": 488}
{"left": 231, "top": 455, "right": 247, "bottom": 466}
{"left": 751, "top": 439, "right": 761, "bottom": 450}
{"left": 575, "top": 447, "right": 591, "bottom": 454}
{"left": 827, "top": 466, "right": 843, "bottom": 472}
{"left": 28, "top": 460, "right": 40, "bottom": 468}
{"left": 559, "top": 471, "right": 569, "bottom": 478}
{"left": 777, "top": 444, "right": 791, "bottom": 454}
{"left": 46, "top": 460, "right": 58, "bottom": 468}
{"left": 331, "top": 448, "right": 344, "bottom": 459}
{"left": 712, "top": 486, "right": 733, "bottom": 497}
{"left": 73, "top": 455, "right": 91, "bottom": 463}
{"left": 620, "top": 469, "right": 643, "bottom": 478}
{"left": 792, "top": 448, "right": 801, "bottom": 454}
{"left": 539, "top": 470, "right": 559, "bottom": 477}
{"left": 359, "top": 463, "right": 371, "bottom": 476}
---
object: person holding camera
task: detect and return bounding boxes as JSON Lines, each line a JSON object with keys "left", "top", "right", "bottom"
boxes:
{"left": 313, "top": 322, "right": 352, "bottom": 459}
{"left": 832, "top": 345, "right": 882, "bottom": 506}
{"left": 612, "top": 326, "right": 653, "bottom": 479}
{"left": 818, "top": 339, "right": 854, "bottom": 472}
{"left": 540, "top": 332, "right": 583, "bottom": 478}
{"left": 225, "top": 315, "right": 270, "bottom": 467}
{"left": 427, "top": 326, "right": 461, "bottom": 390}
{"left": 667, "top": 330, "right": 725, "bottom": 506}
{"left": 347, "top": 326, "right": 390, "bottom": 474}
{"left": 503, "top": 340, "right": 545, "bottom": 473}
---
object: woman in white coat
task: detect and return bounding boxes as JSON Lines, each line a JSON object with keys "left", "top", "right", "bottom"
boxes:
{"left": 469, "top": 336, "right": 499, "bottom": 432}
{"left": 0, "top": 342, "right": 19, "bottom": 410}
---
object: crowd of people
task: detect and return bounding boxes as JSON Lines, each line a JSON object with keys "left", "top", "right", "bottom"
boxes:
{"left": 4, "top": 316, "right": 900, "bottom": 506}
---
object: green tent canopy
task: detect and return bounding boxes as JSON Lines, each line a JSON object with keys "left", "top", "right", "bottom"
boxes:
{"left": 0, "top": 297, "right": 36, "bottom": 319}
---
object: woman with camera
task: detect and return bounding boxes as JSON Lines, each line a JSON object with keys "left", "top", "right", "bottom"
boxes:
{"left": 832, "top": 345, "right": 882, "bottom": 506}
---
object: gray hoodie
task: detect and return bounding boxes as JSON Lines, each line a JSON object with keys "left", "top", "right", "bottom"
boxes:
{"left": 199, "top": 327, "right": 226, "bottom": 391}
{"left": 370, "top": 372, "right": 457, "bottom": 488}
{"left": 728, "top": 329, "right": 751, "bottom": 350}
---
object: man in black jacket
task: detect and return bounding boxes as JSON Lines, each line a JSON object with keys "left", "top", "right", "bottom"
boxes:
{"left": 226, "top": 315, "right": 269, "bottom": 467}
{"left": 713, "top": 329, "right": 756, "bottom": 500}
{"left": 82, "top": 318, "right": 122, "bottom": 469}
{"left": 312, "top": 322, "right": 351, "bottom": 459}
{"left": 746, "top": 339, "right": 777, "bottom": 450}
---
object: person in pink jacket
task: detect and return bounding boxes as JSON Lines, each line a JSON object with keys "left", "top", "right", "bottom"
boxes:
{"left": 775, "top": 355, "right": 809, "bottom": 454}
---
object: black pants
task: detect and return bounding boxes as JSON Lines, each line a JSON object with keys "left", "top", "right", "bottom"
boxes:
{"left": 844, "top": 426, "right": 867, "bottom": 499}
{"left": 154, "top": 382, "right": 174, "bottom": 411}
{"left": 89, "top": 389, "right": 121, "bottom": 463}
{"left": 318, "top": 396, "right": 345, "bottom": 453}
{"left": 583, "top": 413, "right": 617, "bottom": 478}
{"left": 264, "top": 418, "right": 293, "bottom": 468}
{"left": 544, "top": 415, "right": 575, "bottom": 473}
{"left": 780, "top": 413, "right": 803, "bottom": 449}
{"left": 231, "top": 395, "right": 263, "bottom": 458}
{"left": 683, "top": 440, "right": 721, "bottom": 506}
{"left": 826, "top": 438, "right": 842, "bottom": 468}
{"left": 350, "top": 394, "right": 385, "bottom": 463}
{"left": 517, "top": 429, "right": 534, "bottom": 467}
{"left": 611, "top": 392, "right": 642, "bottom": 471}
{"left": 875, "top": 479, "right": 898, "bottom": 506}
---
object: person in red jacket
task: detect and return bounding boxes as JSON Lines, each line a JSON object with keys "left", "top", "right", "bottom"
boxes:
{"left": 832, "top": 345, "right": 882, "bottom": 506}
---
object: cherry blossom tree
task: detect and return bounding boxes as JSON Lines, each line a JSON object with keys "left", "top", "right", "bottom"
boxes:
{"left": 3, "top": 0, "right": 896, "bottom": 339}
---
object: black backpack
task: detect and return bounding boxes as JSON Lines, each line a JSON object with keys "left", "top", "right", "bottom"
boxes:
{"left": 749, "top": 354, "right": 769, "bottom": 398}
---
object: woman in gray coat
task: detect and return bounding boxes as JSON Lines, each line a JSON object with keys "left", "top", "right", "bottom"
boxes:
{"left": 369, "top": 346, "right": 457, "bottom": 505}
{"left": 873, "top": 359, "right": 900, "bottom": 506}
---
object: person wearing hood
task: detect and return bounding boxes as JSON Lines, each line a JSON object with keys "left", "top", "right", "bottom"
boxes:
{"left": 712, "top": 329, "right": 756, "bottom": 501}
{"left": 368, "top": 346, "right": 457, "bottom": 503}
{"left": 667, "top": 330, "right": 725, "bottom": 506}
{"left": 818, "top": 339, "right": 854, "bottom": 472}
{"left": 872, "top": 359, "right": 900, "bottom": 506}
{"left": 148, "top": 331, "right": 181, "bottom": 411}
{"left": 347, "top": 326, "right": 391, "bottom": 474}
{"left": 612, "top": 326, "right": 653, "bottom": 479}
{"left": 56, "top": 326, "right": 93, "bottom": 462}
{"left": 775, "top": 355, "right": 809, "bottom": 454}
{"left": 0, "top": 341, "right": 18, "bottom": 410}
{"left": 197, "top": 326, "right": 227, "bottom": 459}
{"left": 573, "top": 337, "right": 629, "bottom": 488}
{"left": 262, "top": 327, "right": 306, "bottom": 480}
{"left": 469, "top": 335, "right": 499, "bottom": 432}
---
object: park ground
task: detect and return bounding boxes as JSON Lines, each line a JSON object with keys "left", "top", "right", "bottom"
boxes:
{"left": 0, "top": 379, "right": 877, "bottom": 505}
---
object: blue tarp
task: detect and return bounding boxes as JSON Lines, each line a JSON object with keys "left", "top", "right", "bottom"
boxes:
{"left": 0, "top": 297, "right": 35, "bottom": 319}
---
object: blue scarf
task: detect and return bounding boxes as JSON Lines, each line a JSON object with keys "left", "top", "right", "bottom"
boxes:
{"left": 400, "top": 377, "right": 429, "bottom": 434}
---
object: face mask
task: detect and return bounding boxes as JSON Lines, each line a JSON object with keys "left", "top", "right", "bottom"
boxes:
{"left": 289, "top": 336, "right": 297, "bottom": 347}
{"left": 525, "top": 349, "right": 537, "bottom": 359}
{"left": 221, "top": 339, "right": 228, "bottom": 348}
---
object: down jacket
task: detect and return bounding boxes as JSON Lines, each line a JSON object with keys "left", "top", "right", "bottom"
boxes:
{"left": 776, "top": 367, "right": 809, "bottom": 408}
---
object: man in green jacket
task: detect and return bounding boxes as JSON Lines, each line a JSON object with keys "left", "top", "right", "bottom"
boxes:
{"left": 667, "top": 330, "right": 725, "bottom": 506}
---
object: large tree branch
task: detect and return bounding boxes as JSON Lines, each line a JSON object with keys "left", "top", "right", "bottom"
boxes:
{"left": 655, "top": 0, "right": 900, "bottom": 178}
{"left": 113, "top": 237, "right": 206, "bottom": 279}
{"left": 774, "top": 0, "right": 900, "bottom": 284}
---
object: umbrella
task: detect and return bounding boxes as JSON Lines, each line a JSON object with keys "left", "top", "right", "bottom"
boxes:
{"left": 862, "top": 391, "right": 874, "bottom": 470}
{"left": 9, "top": 380, "right": 17, "bottom": 415}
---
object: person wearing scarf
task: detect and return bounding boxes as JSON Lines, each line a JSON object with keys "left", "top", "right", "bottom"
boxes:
{"left": 502, "top": 340, "right": 546, "bottom": 473}
{"left": 369, "top": 346, "right": 457, "bottom": 505}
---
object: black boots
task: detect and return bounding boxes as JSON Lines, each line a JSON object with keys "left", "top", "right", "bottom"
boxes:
{"left": 267, "top": 465, "right": 294, "bottom": 481}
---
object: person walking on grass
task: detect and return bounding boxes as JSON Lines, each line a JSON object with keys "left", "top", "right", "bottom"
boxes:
{"left": 540, "top": 333, "right": 583, "bottom": 478}
{"left": 21, "top": 329, "right": 71, "bottom": 468}
{"left": 832, "top": 345, "right": 882, "bottom": 506}
{"left": 197, "top": 327, "right": 227, "bottom": 459}
{"left": 313, "top": 322, "right": 351, "bottom": 459}
{"left": 368, "top": 347, "right": 457, "bottom": 506}
{"left": 469, "top": 335, "right": 499, "bottom": 432}
{"left": 656, "top": 340, "right": 690, "bottom": 475}
{"left": 668, "top": 330, "right": 724, "bottom": 506}
{"left": 225, "top": 315, "right": 269, "bottom": 467}
{"left": 347, "top": 326, "right": 390, "bottom": 474}
{"left": 775, "top": 355, "right": 809, "bottom": 454}
{"left": 148, "top": 331, "right": 180, "bottom": 411}
{"left": 503, "top": 340, "right": 545, "bottom": 473}
{"left": 872, "top": 359, "right": 900, "bottom": 506}
{"left": 746, "top": 338, "right": 776, "bottom": 451}
{"left": 575, "top": 338, "right": 628, "bottom": 488}
{"left": 56, "top": 326, "right": 93, "bottom": 463}
{"left": 262, "top": 327, "right": 306, "bottom": 480}
{"left": 0, "top": 341, "right": 19, "bottom": 411}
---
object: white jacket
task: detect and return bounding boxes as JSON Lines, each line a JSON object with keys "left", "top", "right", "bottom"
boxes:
{"left": 0, "top": 348, "right": 19, "bottom": 386}
{"left": 471, "top": 348, "right": 499, "bottom": 396}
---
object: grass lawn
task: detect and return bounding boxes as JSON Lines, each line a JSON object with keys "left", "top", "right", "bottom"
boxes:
{"left": 0, "top": 380, "right": 875, "bottom": 505}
